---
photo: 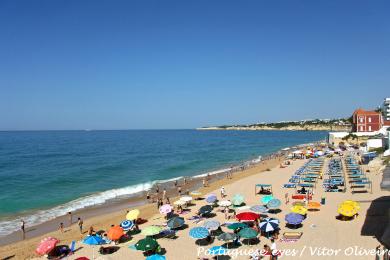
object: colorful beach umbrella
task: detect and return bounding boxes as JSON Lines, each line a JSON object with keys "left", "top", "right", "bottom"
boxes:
{"left": 190, "top": 191, "right": 202, "bottom": 197}
{"left": 217, "top": 232, "right": 238, "bottom": 241}
{"left": 189, "top": 227, "right": 209, "bottom": 239}
{"left": 167, "top": 217, "right": 185, "bottom": 229}
{"left": 261, "top": 195, "right": 274, "bottom": 205}
{"left": 218, "top": 200, "right": 232, "bottom": 207}
{"left": 199, "top": 205, "right": 213, "bottom": 215}
{"left": 232, "top": 194, "right": 245, "bottom": 206}
{"left": 208, "top": 246, "right": 227, "bottom": 256}
{"left": 341, "top": 200, "right": 360, "bottom": 210}
{"left": 307, "top": 202, "right": 321, "bottom": 210}
{"left": 135, "top": 237, "right": 159, "bottom": 251}
{"left": 291, "top": 205, "right": 308, "bottom": 215}
{"left": 36, "top": 237, "right": 59, "bottom": 255}
{"left": 206, "top": 194, "right": 218, "bottom": 203}
{"left": 292, "top": 201, "right": 306, "bottom": 207}
{"left": 141, "top": 226, "right": 162, "bottom": 236}
{"left": 285, "top": 213, "right": 304, "bottom": 225}
{"left": 159, "top": 204, "right": 173, "bottom": 215}
{"left": 203, "top": 220, "right": 220, "bottom": 231}
{"left": 250, "top": 205, "right": 268, "bottom": 213}
{"left": 259, "top": 218, "right": 279, "bottom": 232}
{"left": 83, "top": 235, "right": 105, "bottom": 245}
{"left": 238, "top": 228, "right": 258, "bottom": 239}
{"left": 267, "top": 199, "right": 282, "bottom": 209}
{"left": 180, "top": 196, "right": 193, "bottom": 202}
{"left": 227, "top": 222, "right": 248, "bottom": 230}
{"left": 107, "top": 226, "right": 124, "bottom": 240}
{"left": 338, "top": 204, "right": 358, "bottom": 217}
{"left": 120, "top": 220, "right": 134, "bottom": 231}
{"left": 173, "top": 200, "right": 185, "bottom": 206}
{"left": 146, "top": 254, "right": 166, "bottom": 260}
{"left": 126, "top": 209, "right": 140, "bottom": 220}
{"left": 236, "top": 212, "right": 259, "bottom": 221}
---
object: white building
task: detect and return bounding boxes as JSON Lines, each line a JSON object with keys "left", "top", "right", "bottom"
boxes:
{"left": 383, "top": 97, "right": 390, "bottom": 122}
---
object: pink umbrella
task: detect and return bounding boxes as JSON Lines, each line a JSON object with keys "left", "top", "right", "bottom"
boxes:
{"left": 159, "top": 204, "right": 173, "bottom": 214}
{"left": 36, "top": 237, "right": 59, "bottom": 255}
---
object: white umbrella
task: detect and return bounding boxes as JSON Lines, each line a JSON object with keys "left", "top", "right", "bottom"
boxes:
{"left": 180, "top": 196, "right": 193, "bottom": 202}
{"left": 174, "top": 200, "right": 185, "bottom": 205}
{"left": 218, "top": 200, "right": 232, "bottom": 207}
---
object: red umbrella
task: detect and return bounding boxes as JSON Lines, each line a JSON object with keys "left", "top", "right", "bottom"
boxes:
{"left": 236, "top": 212, "right": 259, "bottom": 221}
{"left": 108, "top": 225, "right": 124, "bottom": 240}
{"left": 35, "top": 237, "right": 59, "bottom": 255}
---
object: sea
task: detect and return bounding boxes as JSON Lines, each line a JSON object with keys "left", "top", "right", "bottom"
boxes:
{"left": 0, "top": 130, "right": 327, "bottom": 237}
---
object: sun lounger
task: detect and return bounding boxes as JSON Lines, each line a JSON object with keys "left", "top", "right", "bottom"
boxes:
{"left": 283, "top": 232, "right": 303, "bottom": 239}
{"left": 283, "top": 184, "right": 296, "bottom": 188}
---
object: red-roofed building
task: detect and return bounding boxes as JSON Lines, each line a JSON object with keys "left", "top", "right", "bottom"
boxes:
{"left": 352, "top": 108, "right": 383, "bottom": 132}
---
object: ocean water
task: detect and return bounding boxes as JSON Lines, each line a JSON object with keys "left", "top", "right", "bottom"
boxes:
{"left": 0, "top": 130, "right": 327, "bottom": 236}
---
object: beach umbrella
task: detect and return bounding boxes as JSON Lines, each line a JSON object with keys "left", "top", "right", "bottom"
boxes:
{"left": 238, "top": 228, "right": 258, "bottom": 239}
{"left": 107, "top": 226, "right": 124, "bottom": 240}
{"left": 36, "top": 237, "right": 59, "bottom": 255}
{"left": 232, "top": 194, "right": 245, "bottom": 206}
{"left": 167, "top": 217, "right": 185, "bottom": 229}
{"left": 292, "top": 201, "right": 306, "bottom": 207}
{"left": 126, "top": 209, "right": 140, "bottom": 220}
{"left": 261, "top": 195, "right": 274, "bottom": 205}
{"left": 146, "top": 255, "right": 166, "bottom": 260}
{"left": 218, "top": 200, "right": 232, "bottom": 207}
{"left": 189, "top": 227, "right": 209, "bottom": 239}
{"left": 199, "top": 205, "right": 213, "bottom": 215}
{"left": 338, "top": 204, "right": 358, "bottom": 217}
{"left": 173, "top": 200, "right": 185, "bottom": 206}
{"left": 203, "top": 220, "right": 220, "bottom": 231}
{"left": 291, "top": 205, "right": 308, "bottom": 215}
{"left": 307, "top": 202, "right": 321, "bottom": 210}
{"left": 135, "top": 237, "right": 159, "bottom": 251}
{"left": 206, "top": 194, "right": 218, "bottom": 203}
{"left": 217, "top": 232, "right": 237, "bottom": 241}
{"left": 250, "top": 205, "right": 268, "bottom": 213}
{"left": 236, "top": 212, "right": 259, "bottom": 221}
{"left": 285, "top": 213, "right": 304, "bottom": 225}
{"left": 208, "top": 246, "right": 227, "bottom": 256}
{"left": 141, "top": 226, "right": 162, "bottom": 236}
{"left": 120, "top": 220, "right": 134, "bottom": 231}
{"left": 159, "top": 204, "right": 173, "bottom": 215}
{"left": 190, "top": 191, "right": 202, "bottom": 197}
{"left": 227, "top": 222, "right": 247, "bottom": 230}
{"left": 341, "top": 200, "right": 360, "bottom": 210}
{"left": 180, "top": 196, "right": 193, "bottom": 202}
{"left": 267, "top": 199, "right": 282, "bottom": 209}
{"left": 83, "top": 235, "right": 105, "bottom": 245}
{"left": 259, "top": 218, "right": 279, "bottom": 232}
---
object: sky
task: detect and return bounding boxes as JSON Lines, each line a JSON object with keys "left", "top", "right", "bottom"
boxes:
{"left": 0, "top": 0, "right": 389, "bottom": 130}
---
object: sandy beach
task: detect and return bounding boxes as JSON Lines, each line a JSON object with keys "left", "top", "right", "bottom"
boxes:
{"left": 1, "top": 152, "right": 388, "bottom": 260}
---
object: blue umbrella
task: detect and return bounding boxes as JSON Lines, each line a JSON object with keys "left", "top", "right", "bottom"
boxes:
{"left": 206, "top": 194, "right": 218, "bottom": 203}
{"left": 146, "top": 255, "right": 166, "bottom": 260}
{"left": 259, "top": 218, "right": 279, "bottom": 232}
{"left": 208, "top": 246, "right": 227, "bottom": 255}
{"left": 121, "top": 220, "right": 134, "bottom": 231}
{"left": 261, "top": 195, "right": 274, "bottom": 205}
{"left": 83, "top": 235, "right": 105, "bottom": 245}
{"left": 250, "top": 205, "right": 268, "bottom": 213}
{"left": 267, "top": 199, "right": 281, "bottom": 209}
{"left": 167, "top": 217, "right": 185, "bottom": 229}
{"left": 189, "top": 227, "right": 209, "bottom": 239}
{"left": 285, "top": 213, "right": 304, "bottom": 225}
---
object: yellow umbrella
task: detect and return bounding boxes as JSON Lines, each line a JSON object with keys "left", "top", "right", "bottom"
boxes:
{"left": 174, "top": 200, "right": 185, "bottom": 206}
{"left": 338, "top": 204, "right": 358, "bottom": 217}
{"left": 291, "top": 205, "right": 308, "bottom": 215}
{"left": 126, "top": 209, "right": 140, "bottom": 220}
{"left": 190, "top": 191, "right": 202, "bottom": 197}
{"left": 341, "top": 200, "right": 360, "bottom": 210}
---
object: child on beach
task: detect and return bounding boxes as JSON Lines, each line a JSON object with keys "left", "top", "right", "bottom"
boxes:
{"left": 77, "top": 217, "right": 83, "bottom": 234}
{"left": 59, "top": 222, "right": 64, "bottom": 233}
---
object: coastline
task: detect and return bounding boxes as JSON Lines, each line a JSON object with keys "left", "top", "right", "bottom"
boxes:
{"left": 0, "top": 150, "right": 285, "bottom": 259}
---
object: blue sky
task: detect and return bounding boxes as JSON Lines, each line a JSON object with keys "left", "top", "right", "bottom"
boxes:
{"left": 0, "top": 0, "right": 389, "bottom": 130}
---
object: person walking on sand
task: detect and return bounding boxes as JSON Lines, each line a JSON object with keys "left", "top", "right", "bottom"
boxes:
{"left": 174, "top": 180, "right": 178, "bottom": 187}
{"left": 202, "top": 178, "right": 206, "bottom": 187}
{"left": 21, "top": 220, "right": 25, "bottom": 240}
{"left": 284, "top": 193, "right": 289, "bottom": 204}
{"left": 270, "top": 238, "right": 278, "bottom": 260}
{"left": 220, "top": 186, "right": 226, "bottom": 198}
{"left": 162, "top": 189, "right": 167, "bottom": 200}
{"left": 77, "top": 217, "right": 83, "bottom": 234}
{"left": 177, "top": 186, "right": 182, "bottom": 196}
{"left": 68, "top": 211, "right": 72, "bottom": 226}
{"left": 59, "top": 222, "right": 64, "bottom": 233}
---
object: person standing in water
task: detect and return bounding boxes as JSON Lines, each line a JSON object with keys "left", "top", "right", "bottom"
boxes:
{"left": 21, "top": 220, "right": 25, "bottom": 240}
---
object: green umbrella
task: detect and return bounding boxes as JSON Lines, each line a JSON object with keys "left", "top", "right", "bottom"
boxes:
{"left": 238, "top": 228, "right": 258, "bottom": 239}
{"left": 141, "top": 226, "right": 162, "bottom": 236}
{"left": 227, "top": 222, "right": 247, "bottom": 230}
{"left": 135, "top": 237, "right": 159, "bottom": 251}
{"left": 232, "top": 194, "right": 245, "bottom": 206}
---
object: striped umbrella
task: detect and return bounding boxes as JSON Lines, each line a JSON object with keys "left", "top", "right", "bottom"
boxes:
{"left": 120, "top": 220, "right": 134, "bottom": 231}
{"left": 261, "top": 195, "right": 274, "bottom": 205}
{"left": 203, "top": 220, "right": 220, "bottom": 231}
{"left": 238, "top": 228, "right": 258, "bottom": 239}
{"left": 206, "top": 194, "right": 218, "bottom": 203}
{"left": 267, "top": 199, "right": 281, "bottom": 209}
{"left": 167, "top": 217, "right": 185, "bottom": 229}
{"left": 232, "top": 194, "right": 245, "bottom": 206}
{"left": 259, "top": 218, "right": 279, "bottom": 232}
{"left": 189, "top": 227, "right": 209, "bottom": 239}
{"left": 159, "top": 204, "right": 173, "bottom": 215}
{"left": 250, "top": 205, "right": 268, "bottom": 213}
{"left": 285, "top": 213, "right": 304, "bottom": 225}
